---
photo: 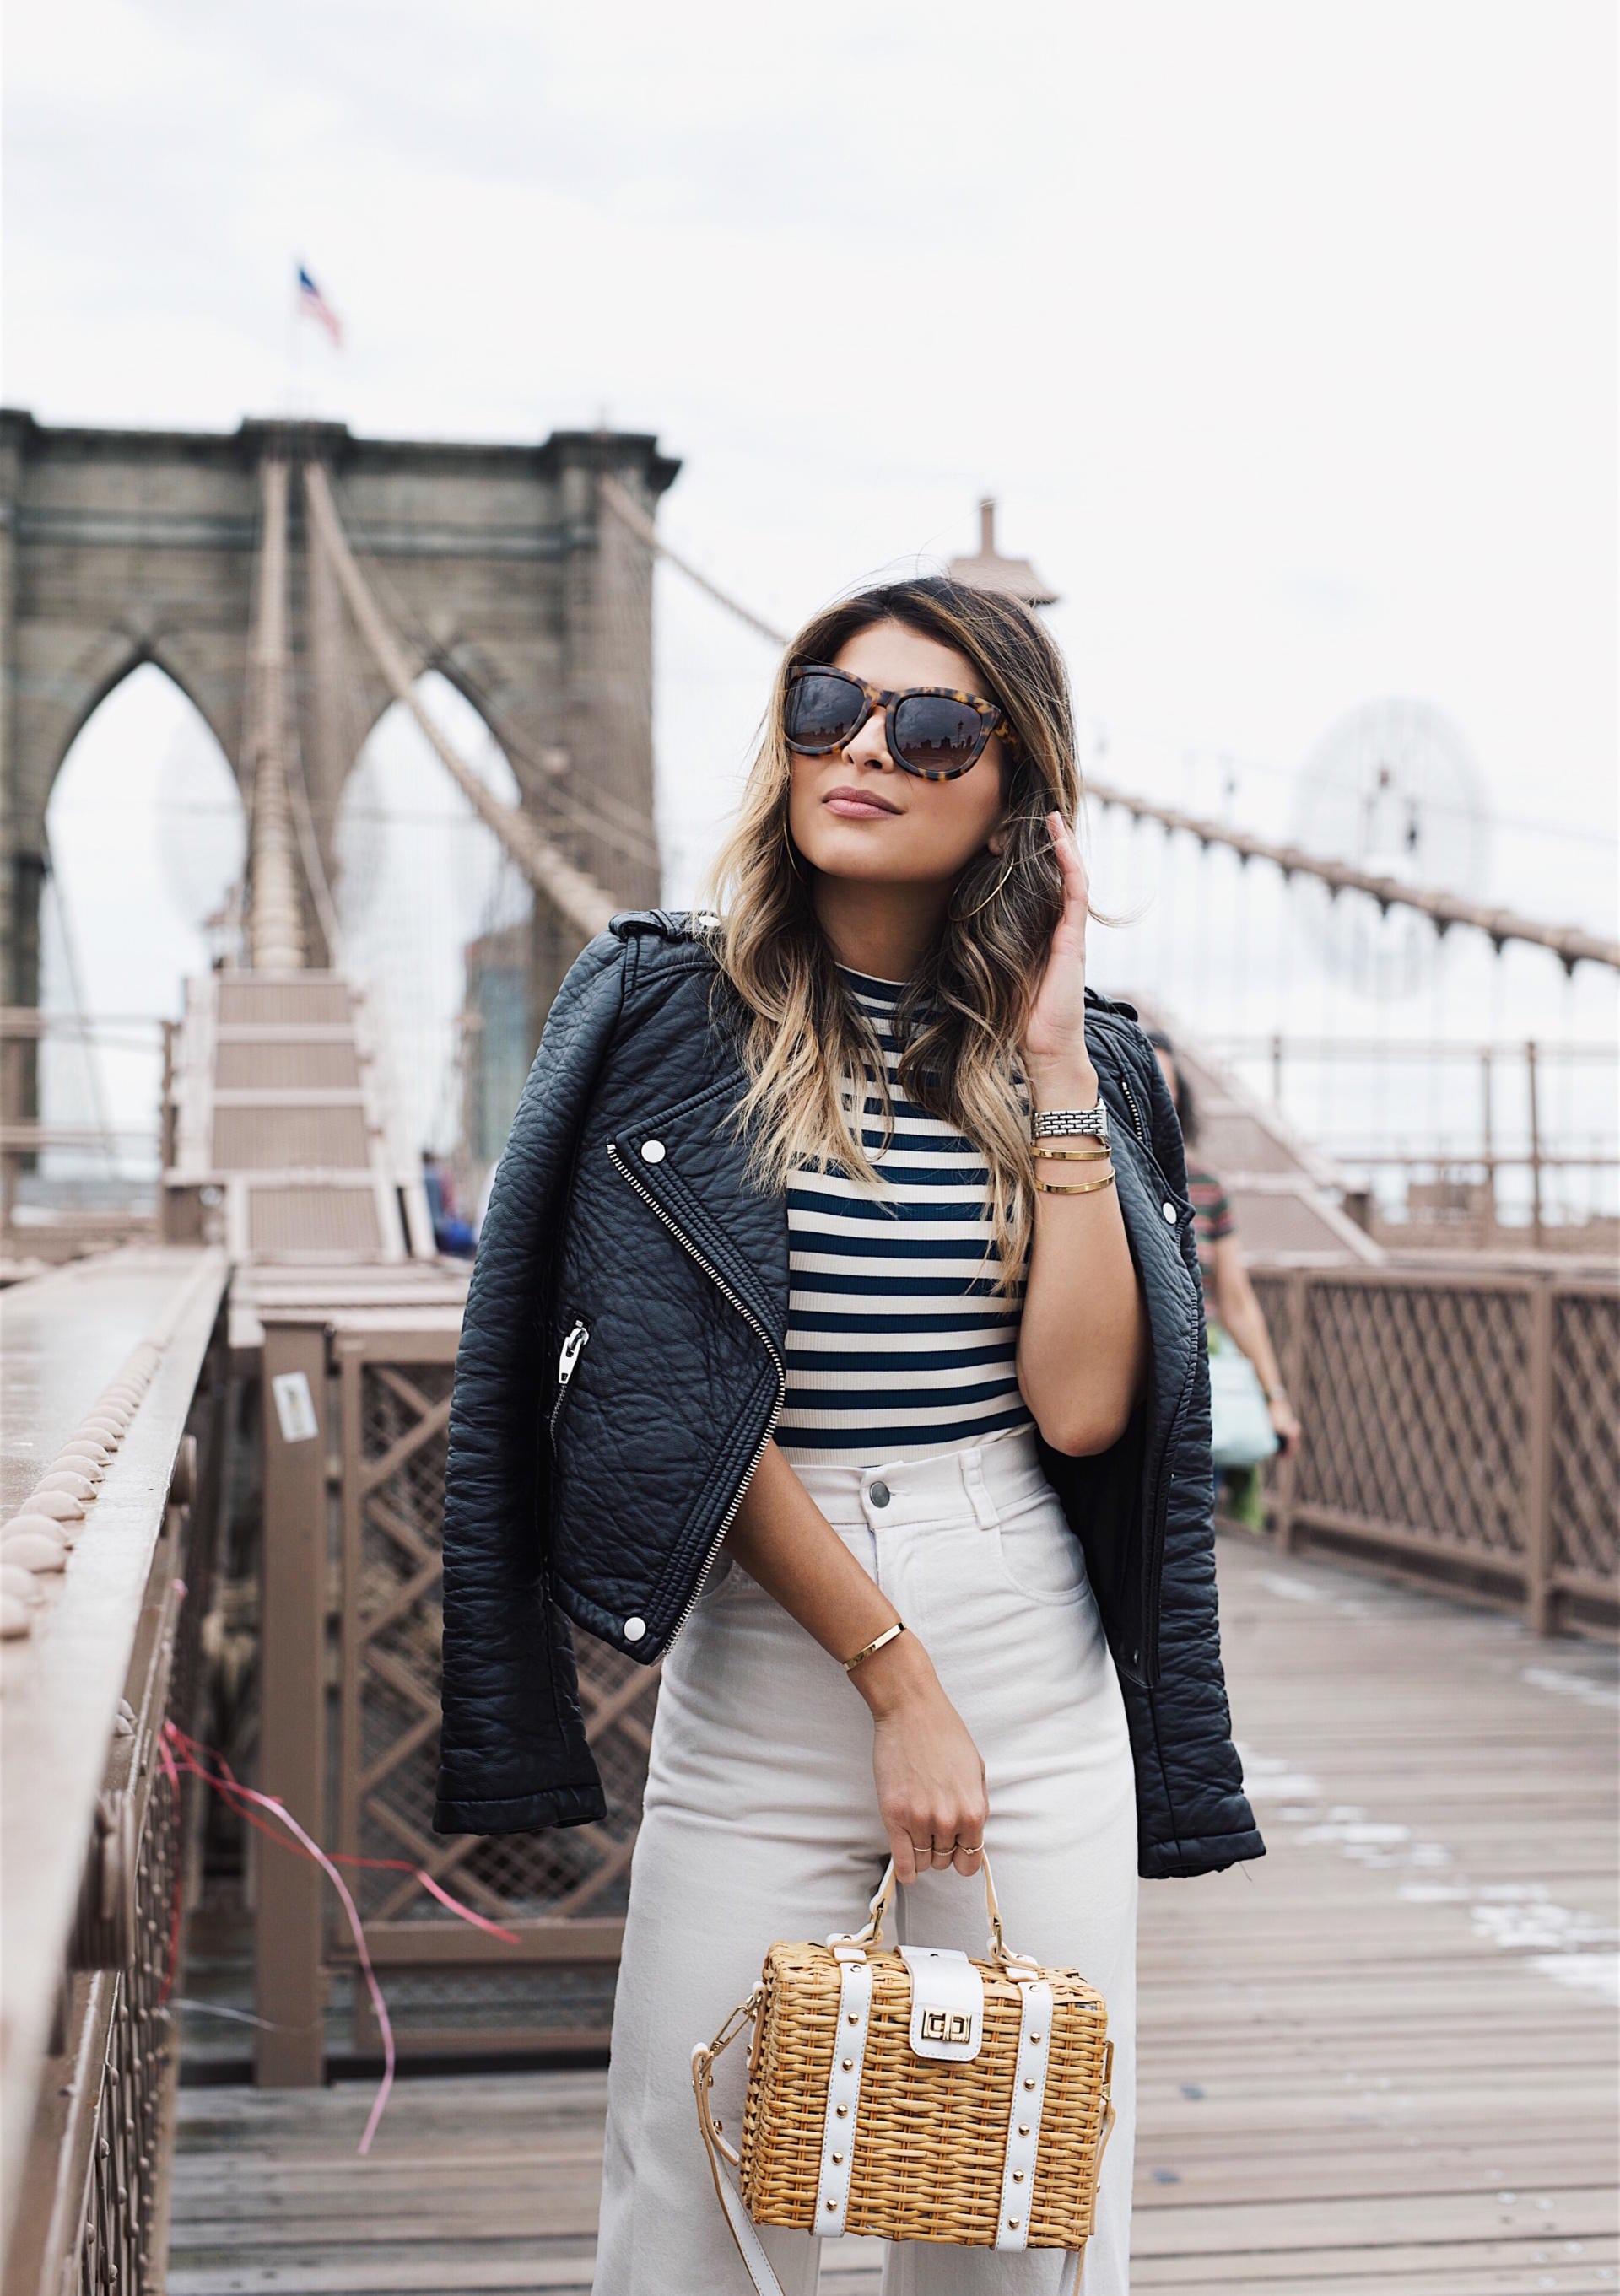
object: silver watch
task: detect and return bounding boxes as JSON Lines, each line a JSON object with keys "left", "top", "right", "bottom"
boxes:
{"left": 1030, "top": 1102, "right": 1110, "bottom": 1145}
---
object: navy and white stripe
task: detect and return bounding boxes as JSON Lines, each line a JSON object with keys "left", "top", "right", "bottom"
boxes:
{"left": 774, "top": 963, "right": 1034, "bottom": 1466}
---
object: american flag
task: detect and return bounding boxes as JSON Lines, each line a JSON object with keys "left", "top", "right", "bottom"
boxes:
{"left": 296, "top": 264, "right": 343, "bottom": 347}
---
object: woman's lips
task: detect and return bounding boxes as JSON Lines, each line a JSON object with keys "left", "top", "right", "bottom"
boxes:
{"left": 823, "top": 790, "right": 901, "bottom": 820}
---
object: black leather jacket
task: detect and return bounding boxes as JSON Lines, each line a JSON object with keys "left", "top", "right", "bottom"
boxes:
{"left": 433, "top": 908, "right": 1264, "bottom": 1881}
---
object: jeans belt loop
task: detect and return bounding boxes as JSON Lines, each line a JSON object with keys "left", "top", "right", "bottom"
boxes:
{"left": 962, "top": 1449, "right": 1000, "bottom": 1533}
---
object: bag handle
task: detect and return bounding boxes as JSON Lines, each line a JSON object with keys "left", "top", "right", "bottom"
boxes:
{"left": 830, "top": 1851, "right": 1040, "bottom": 1978}
{"left": 693, "top": 2009, "right": 796, "bottom": 2296}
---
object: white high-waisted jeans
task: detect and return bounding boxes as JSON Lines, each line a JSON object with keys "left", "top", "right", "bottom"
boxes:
{"left": 591, "top": 1423, "right": 1139, "bottom": 2294}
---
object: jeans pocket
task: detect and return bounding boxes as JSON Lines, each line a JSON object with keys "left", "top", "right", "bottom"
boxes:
{"left": 695, "top": 1548, "right": 742, "bottom": 1606}
{"left": 991, "top": 1503, "right": 1092, "bottom": 1608}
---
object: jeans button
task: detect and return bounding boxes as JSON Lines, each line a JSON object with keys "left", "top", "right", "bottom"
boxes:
{"left": 868, "top": 1480, "right": 891, "bottom": 1508}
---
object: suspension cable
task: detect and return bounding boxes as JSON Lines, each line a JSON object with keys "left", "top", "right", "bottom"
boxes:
{"left": 320, "top": 472, "right": 662, "bottom": 873}
{"left": 302, "top": 463, "right": 619, "bottom": 940}
{"left": 598, "top": 472, "right": 791, "bottom": 648}
{"left": 243, "top": 459, "right": 306, "bottom": 971}
{"left": 1085, "top": 779, "right": 1619, "bottom": 976}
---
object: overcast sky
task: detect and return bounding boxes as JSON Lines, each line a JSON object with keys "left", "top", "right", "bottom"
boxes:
{"left": 6, "top": 0, "right": 1616, "bottom": 1163}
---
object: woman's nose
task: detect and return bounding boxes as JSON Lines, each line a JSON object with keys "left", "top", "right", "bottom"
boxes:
{"left": 842, "top": 712, "right": 895, "bottom": 770}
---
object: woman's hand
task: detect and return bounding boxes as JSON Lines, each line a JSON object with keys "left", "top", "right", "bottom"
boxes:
{"left": 1021, "top": 811, "right": 1095, "bottom": 1098}
{"left": 850, "top": 1632, "right": 989, "bottom": 1885}
{"left": 1268, "top": 1390, "right": 1303, "bottom": 1458}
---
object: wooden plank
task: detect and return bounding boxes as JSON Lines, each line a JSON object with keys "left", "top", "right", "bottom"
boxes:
{"left": 164, "top": 1532, "right": 1619, "bottom": 2291}
{"left": 256, "top": 1322, "right": 331, "bottom": 2085}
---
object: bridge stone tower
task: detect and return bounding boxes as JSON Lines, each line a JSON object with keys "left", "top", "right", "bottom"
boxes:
{"left": 0, "top": 409, "right": 678, "bottom": 1083}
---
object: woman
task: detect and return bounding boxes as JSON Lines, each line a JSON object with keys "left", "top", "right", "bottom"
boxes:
{"left": 1147, "top": 1031, "right": 1303, "bottom": 1510}
{"left": 434, "top": 578, "right": 1263, "bottom": 2294}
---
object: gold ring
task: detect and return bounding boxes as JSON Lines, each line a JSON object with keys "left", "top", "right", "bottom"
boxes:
{"left": 958, "top": 1841, "right": 984, "bottom": 1855}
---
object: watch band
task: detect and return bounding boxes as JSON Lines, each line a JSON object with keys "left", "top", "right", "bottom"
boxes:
{"left": 1030, "top": 1102, "right": 1110, "bottom": 1144}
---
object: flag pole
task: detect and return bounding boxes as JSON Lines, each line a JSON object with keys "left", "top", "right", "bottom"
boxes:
{"left": 285, "top": 261, "right": 305, "bottom": 416}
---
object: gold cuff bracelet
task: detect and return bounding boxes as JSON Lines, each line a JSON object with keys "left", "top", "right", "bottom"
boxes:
{"left": 842, "top": 1620, "right": 906, "bottom": 1673}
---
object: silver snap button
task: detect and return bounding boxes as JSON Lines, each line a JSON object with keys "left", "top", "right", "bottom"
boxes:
{"left": 1161, "top": 1200, "right": 1177, "bottom": 1223}
{"left": 868, "top": 1481, "right": 891, "bottom": 1508}
{"left": 640, "top": 1140, "right": 667, "bottom": 1163}
{"left": 623, "top": 1615, "right": 647, "bottom": 1641}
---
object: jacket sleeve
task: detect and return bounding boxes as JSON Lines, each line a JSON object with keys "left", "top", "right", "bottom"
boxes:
{"left": 433, "top": 930, "right": 627, "bottom": 1836}
{"left": 1123, "top": 1037, "right": 1266, "bottom": 1878}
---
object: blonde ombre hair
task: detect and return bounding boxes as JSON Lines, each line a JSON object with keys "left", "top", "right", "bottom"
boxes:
{"left": 694, "top": 576, "right": 1084, "bottom": 1300}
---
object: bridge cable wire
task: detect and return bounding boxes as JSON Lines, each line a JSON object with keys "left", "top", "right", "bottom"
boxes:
{"left": 597, "top": 472, "right": 791, "bottom": 648}
{"left": 243, "top": 459, "right": 307, "bottom": 970}
{"left": 284, "top": 698, "right": 343, "bottom": 972}
{"left": 1083, "top": 779, "right": 1619, "bottom": 977}
{"left": 301, "top": 464, "right": 620, "bottom": 941}
{"left": 317, "top": 473, "right": 662, "bottom": 875}
{"left": 37, "top": 818, "right": 119, "bottom": 1166}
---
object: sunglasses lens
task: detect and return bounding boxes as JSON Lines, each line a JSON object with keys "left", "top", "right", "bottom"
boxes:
{"left": 786, "top": 672, "right": 864, "bottom": 752}
{"left": 892, "top": 694, "right": 986, "bottom": 775}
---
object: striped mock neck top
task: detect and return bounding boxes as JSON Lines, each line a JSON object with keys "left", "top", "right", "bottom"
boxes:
{"left": 774, "top": 962, "right": 1035, "bottom": 1467}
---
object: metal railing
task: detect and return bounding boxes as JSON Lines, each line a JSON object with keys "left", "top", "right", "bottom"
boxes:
{"left": 1207, "top": 1035, "right": 1618, "bottom": 1245}
{"left": 2, "top": 1248, "right": 230, "bottom": 2296}
{"left": 255, "top": 1307, "right": 656, "bottom": 2077}
{"left": 1250, "top": 1261, "right": 1618, "bottom": 1631}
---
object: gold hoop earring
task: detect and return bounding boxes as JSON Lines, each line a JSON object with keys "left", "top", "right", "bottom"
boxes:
{"left": 950, "top": 853, "right": 1015, "bottom": 921}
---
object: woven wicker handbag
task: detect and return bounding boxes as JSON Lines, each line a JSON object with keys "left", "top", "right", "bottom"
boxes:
{"left": 692, "top": 1852, "right": 1115, "bottom": 2294}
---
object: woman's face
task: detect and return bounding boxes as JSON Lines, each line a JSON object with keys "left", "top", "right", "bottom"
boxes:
{"left": 785, "top": 619, "right": 1010, "bottom": 892}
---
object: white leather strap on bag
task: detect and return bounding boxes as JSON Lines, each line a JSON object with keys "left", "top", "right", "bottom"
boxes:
{"left": 690, "top": 1856, "right": 1107, "bottom": 2296}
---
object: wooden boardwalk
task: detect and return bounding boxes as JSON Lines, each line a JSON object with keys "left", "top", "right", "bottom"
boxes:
{"left": 165, "top": 1533, "right": 1618, "bottom": 2294}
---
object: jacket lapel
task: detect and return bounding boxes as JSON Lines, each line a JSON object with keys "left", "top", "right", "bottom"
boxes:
{"left": 611, "top": 1059, "right": 791, "bottom": 1357}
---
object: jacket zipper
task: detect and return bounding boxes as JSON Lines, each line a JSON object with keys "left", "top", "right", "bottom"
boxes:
{"left": 1115, "top": 1059, "right": 1148, "bottom": 1147}
{"left": 605, "top": 1141, "right": 787, "bottom": 1653}
{"left": 1104, "top": 1032, "right": 1190, "bottom": 1207}
{"left": 548, "top": 1318, "right": 591, "bottom": 1443}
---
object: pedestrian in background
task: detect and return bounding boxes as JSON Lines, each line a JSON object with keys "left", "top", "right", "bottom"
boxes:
{"left": 1148, "top": 1029, "right": 1301, "bottom": 1527}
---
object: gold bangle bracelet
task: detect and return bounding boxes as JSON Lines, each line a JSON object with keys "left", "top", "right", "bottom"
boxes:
{"left": 1032, "top": 1144, "right": 1111, "bottom": 1161}
{"left": 841, "top": 1620, "right": 905, "bottom": 1673}
{"left": 1034, "top": 1170, "right": 1117, "bottom": 1195}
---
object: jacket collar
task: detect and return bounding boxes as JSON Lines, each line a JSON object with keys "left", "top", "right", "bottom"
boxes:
{"left": 608, "top": 958, "right": 1147, "bottom": 1358}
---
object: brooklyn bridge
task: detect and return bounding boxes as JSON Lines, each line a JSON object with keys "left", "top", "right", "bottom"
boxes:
{"left": 0, "top": 412, "right": 1614, "bottom": 2294}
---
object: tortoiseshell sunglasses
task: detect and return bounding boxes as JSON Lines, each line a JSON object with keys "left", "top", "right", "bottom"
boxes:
{"left": 783, "top": 663, "right": 1017, "bottom": 781}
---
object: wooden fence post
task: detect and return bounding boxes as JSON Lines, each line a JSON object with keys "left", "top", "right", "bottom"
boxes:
{"left": 1270, "top": 1269, "right": 1310, "bottom": 1555}
{"left": 256, "top": 1321, "right": 330, "bottom": 2085}
{"left": 1526, "top": 1040, "right": 1545, "bottom": 1251}
{"left": 1526, "top": 1278, "right": 1555, "bottom": 1636}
